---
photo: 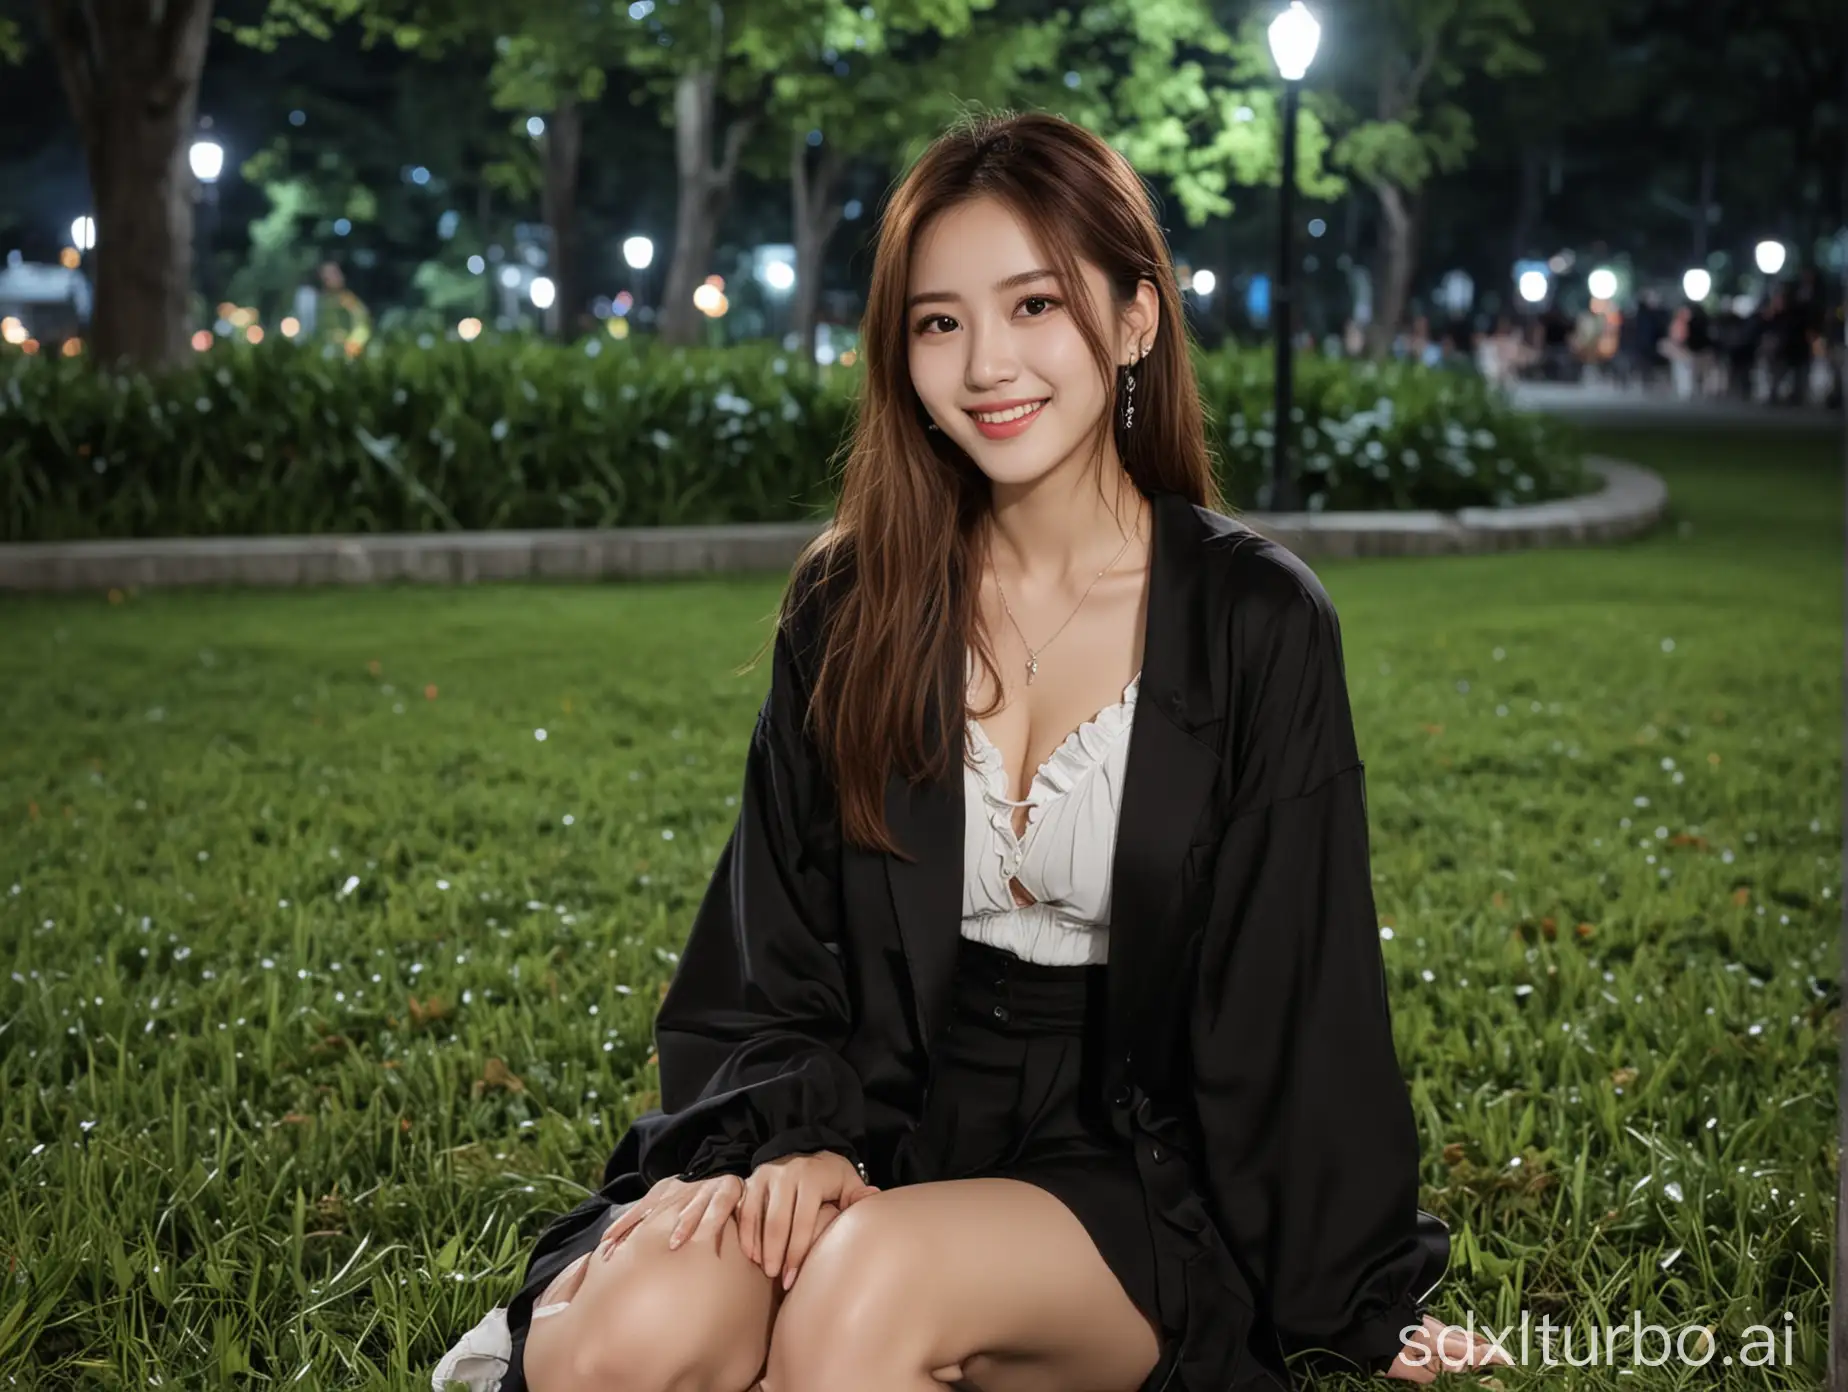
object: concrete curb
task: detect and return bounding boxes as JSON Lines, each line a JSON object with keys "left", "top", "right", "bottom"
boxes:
{"left": 0, "top": 456, "right": 1664, "bottom": 593}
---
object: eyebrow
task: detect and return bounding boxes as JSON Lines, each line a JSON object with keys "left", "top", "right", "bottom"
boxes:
{"left": 906, "top": 268, "right": 1060, "bottom": 311}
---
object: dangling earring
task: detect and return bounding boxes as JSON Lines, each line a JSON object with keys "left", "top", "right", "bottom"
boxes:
{"left": 1121, "top": 340, "right": 1147, "bottom": 432}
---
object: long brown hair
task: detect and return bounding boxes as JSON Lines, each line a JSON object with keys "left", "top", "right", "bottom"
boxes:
{"left": 776, "top": 109, "right": 1224, "bottom": 859}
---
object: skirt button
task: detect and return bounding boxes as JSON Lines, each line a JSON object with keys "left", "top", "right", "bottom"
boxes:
{"left": 1150, "top": 1144, "right": 1166, "bottom": 1164}
{"left": 993, "top": 1004, "right": 1011, "bottom": 1022}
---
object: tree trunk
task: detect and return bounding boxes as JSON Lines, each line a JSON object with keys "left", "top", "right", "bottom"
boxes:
{"left": 541, "top": 94, "right": 584, "bottom": 340}
{"left": 657, "top": 68, "right": 753, "bottom": 348}
{"left": 1367, "top": 181, "right": 1417, "bottom": 359}
{"left": 789, "top": 133, "right": 842, "bottom": 362}
{"left": 38, "top": 0, "right": 215, "bottom": 372}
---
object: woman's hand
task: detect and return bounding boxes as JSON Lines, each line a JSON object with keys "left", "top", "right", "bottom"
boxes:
{"left": 1383, "top": 1314, "right": 1515, "bottom": 1384}
{"left": 737, "top": 1150, "right": 880, "bottom": 1290}
{"left": 595, "top": 1173, "right": 748, "bottom": 1262}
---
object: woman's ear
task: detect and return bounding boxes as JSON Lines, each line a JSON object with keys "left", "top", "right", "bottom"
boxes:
{"left": 1123, "top": 277, "right": 1161, "bottom": 360}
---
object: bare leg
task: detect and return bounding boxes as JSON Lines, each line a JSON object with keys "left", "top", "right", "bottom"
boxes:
{"left": 523, "top": 1200, "right": 813, "bottom": 1392}
{"left": 762, "top": 1178, "right": 1160, "bottom": 1392}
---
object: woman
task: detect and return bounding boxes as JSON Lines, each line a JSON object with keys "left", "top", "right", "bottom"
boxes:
{"left": 464, "top": 111, "right": 1511, "bottom": 1392}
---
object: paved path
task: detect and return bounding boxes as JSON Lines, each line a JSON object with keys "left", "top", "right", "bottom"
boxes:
{"left": 1511, "top": 382, "right": 1840, "bottom": 433}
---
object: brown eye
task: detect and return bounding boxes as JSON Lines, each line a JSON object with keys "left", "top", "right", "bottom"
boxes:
{"left": 1020, "top": 295, "right": 1058, "bottom": 316}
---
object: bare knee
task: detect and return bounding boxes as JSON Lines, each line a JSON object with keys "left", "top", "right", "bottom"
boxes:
{"left": 531, "top": 1288, "right": 763, "bottom": 1392}
{"left": 764, "top": 1200, "right": 932, "bottom": 1389}
{"left": 525, "top": 1215, "right": 772, "bottom": 1392}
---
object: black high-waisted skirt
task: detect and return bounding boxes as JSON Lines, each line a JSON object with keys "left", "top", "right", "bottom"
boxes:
{"left": 499, "top": 935, "right": 1182, "bottom": 1390}
{"left": 890, "top": 935, "right": 1181, "bottom": 1388}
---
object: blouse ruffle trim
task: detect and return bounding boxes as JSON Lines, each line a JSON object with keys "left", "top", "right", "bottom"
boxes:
{"left": 966, "top": 671, "right": 1141, "bottom": 830}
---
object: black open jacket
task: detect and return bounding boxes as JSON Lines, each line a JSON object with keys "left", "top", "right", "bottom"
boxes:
{"left": 508, "top": 489, "right": 1449, "bottom": 1390}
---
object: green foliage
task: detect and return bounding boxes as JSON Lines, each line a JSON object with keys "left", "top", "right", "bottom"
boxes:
{"left": 1, "top": 338, "right": 1583, "bottom": 542}
{"left": 1324, "top": 0, "right": 1544, "bottom": 194}
{"left": 1197, "top": 351, "right": 1591, "bottom": 513}
{"left": 1056, "top": 1, "right": 1343, "bottom": 224}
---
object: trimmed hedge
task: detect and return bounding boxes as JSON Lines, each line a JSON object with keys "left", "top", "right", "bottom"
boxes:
{"left": 0, "top": 336, "right": 1588, "bottom": 542}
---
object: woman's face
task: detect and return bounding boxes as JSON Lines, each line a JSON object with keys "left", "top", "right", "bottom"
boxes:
{"left": 905, "top": 196, "right": 1154, "bottom": 490}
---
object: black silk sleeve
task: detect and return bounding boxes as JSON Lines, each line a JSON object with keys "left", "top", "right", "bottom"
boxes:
{"left": 1189, "top": 578, "right": 1441, "bottom": 1375}
{"left": 626, "top": 568, "right": 868, "bottom": 1187}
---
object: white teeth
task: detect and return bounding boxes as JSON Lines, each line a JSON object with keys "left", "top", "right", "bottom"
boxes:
{"left": 971, "top": 400, "right": 1046, "bottom": 424}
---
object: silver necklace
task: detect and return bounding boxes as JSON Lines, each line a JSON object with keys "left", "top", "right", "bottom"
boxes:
{"left": 990, "top": 515, "right": 1140, "bottom": 685}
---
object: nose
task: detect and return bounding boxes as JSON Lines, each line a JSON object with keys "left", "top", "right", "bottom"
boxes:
{"left": 963, "top": 318, "right": 1020, "bottom": 393}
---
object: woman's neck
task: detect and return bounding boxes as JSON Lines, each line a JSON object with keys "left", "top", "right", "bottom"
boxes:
{"left": 985, "top": 466, "right": 1149, "bottom": 587}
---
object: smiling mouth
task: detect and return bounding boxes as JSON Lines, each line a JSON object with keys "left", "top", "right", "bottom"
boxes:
{"left": 966, "top": 400, "right": 1048, "bottom": 424}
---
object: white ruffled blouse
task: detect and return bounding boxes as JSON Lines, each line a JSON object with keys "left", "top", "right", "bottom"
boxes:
{"left": 961, "top": 658, "right": 1140, "bottom": 967}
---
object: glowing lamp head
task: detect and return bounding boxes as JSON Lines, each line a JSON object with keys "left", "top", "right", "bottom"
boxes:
{"left": 189, "top": 140, "right": 225, "bottom": 183}
{"left": 1267, "top": 2, "right": 1322, "bottom": 82}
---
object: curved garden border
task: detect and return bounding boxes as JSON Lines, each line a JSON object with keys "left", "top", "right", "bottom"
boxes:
{"left": 0, "top": 456, "right": 1664, "bottom": 593}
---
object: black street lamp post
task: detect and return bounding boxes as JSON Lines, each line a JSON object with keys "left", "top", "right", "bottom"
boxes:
{"left": 1266, "top": 3, "right": 1321, "bottom": 513}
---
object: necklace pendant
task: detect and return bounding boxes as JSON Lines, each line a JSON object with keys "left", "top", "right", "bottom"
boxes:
{"left": 1024, "top": 655, "right": 1039, "bottom": 685}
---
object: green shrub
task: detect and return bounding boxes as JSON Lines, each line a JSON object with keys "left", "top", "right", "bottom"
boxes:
{"left": 0, "top": 334, "right": 1586, "bottom": 541}
{"left": 1200, "top": 351, "right": 1591, "bottom": 513}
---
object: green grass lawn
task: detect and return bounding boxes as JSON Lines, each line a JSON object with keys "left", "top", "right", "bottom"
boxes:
{"left": 2, "top": 421, "right": 1839, "bottom": 1389}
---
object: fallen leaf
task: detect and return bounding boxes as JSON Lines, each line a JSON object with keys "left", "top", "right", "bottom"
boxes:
{"left": 407, "top": 996, "right": 449, "bottom": 1028}
{"left": 472, "top": 1058, "right": 526, "bottom": 1098}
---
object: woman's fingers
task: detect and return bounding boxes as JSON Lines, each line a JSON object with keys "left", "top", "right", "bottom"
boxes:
{"left": 666, "top": 1187, "right": 713, "bottom": 1252}
{"left": 737, "top": 1173, "right": 765, "bottom": 1267}
{"left": 759, "top": 1173, "right": 795, "bottom": 1279}
{"left": 694, "top": 1181, "right": 742, "bottom": 1256}
{"left": 680, "top": 1177, "right": 743, "bottom": 1256}
{"left": 596, "top": 1201, "right": 654, "bottom": 1261}
{"left": 778, "top": 1187, "right": 825, "bottom": 1290}
{"left": 1398, "top": 1315, "right": 1512, "bottom": 1375}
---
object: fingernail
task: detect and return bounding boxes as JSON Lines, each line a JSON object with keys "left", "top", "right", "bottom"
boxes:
{"left": 668, "top": 1234, "right": 682, "bottom": 1250}
{"left": 783, "top": 1268, "right": 796, "bottom": 1290}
